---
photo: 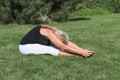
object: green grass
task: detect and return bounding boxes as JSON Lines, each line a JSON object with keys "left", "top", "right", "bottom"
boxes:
{"left": 0, "top": 14, "right": 120, "bottom": 80}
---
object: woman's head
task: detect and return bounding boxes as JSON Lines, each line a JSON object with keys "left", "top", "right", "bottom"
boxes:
{"left": 54, "top": 28, "right": 69, "bottom": 45}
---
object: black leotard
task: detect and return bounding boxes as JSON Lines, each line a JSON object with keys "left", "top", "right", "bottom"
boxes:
{"left": 20, "top": 25, "right": 51, "bottom": 45}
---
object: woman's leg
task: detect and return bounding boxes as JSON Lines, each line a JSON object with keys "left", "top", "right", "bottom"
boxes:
{"left": 58, "top": 51, "right": 77, "bottom": 57}
{"left": 19, "top": 44, "right": 59, "bottom": 56}
{"left": 19, "top": 44, "right": 78, "bottom": 57}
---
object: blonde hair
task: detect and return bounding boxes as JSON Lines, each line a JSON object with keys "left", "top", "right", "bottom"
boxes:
{"left": 54, "top": 28, "right": 69, "bottom": 44}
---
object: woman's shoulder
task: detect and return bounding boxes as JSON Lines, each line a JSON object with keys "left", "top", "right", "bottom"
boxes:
{"left": 41, "top": 24, "right": 56, "bottom": 31}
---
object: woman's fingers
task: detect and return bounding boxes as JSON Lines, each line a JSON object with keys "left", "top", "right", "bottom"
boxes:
{"left": 84, "top": 51, "right": 94, "bottom": 58}
{"left": 80, "top": 49, "right": 95, "bottom": 58}
{"left": 84, "top": 49, "right": 95, "bottom": 54}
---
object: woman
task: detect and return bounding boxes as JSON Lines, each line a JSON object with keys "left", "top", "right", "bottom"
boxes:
{"left": 19, "top": 24, "right": 94, "bottom": 58}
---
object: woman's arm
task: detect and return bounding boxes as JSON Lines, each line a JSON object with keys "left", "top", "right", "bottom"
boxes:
{"left": 68, "top": 41, "right": 84, "bottom": 51}
{"left": 44, "top": 29, "right": 94, "bottom": 58}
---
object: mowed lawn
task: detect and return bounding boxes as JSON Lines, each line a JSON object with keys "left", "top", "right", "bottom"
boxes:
{"left": 0, "top": 14, "right": 120, "bottom": 80}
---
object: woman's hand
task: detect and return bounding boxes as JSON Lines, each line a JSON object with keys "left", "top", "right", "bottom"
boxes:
{"left": 80, "top": 49, "right": 94, "bottom": 58}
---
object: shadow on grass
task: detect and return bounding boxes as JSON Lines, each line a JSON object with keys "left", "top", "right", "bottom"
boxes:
{"left": 69, "top": 17, "right": 91, "bottom": 22}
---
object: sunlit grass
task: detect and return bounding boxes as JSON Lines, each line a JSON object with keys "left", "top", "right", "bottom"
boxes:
{"left": 0, "top": 14, "right": 120, "bottom": 80}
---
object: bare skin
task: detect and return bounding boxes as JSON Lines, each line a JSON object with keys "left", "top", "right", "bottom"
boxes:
{"left": 40, "top": 24, "right": 94, "bottom": 58}
{"left": 58, "top": 51, "right": 76, "bottom": 57}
